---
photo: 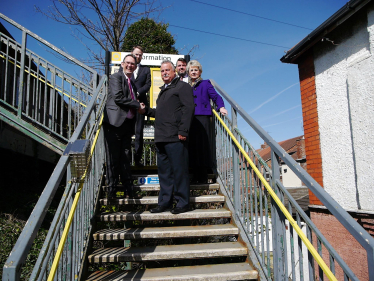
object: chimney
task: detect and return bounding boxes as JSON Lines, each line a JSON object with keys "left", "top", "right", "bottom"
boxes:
{"left": 296, "top": 138, "right": 305, "bottom": 159}
{"left": 261, "top": 142, "right": 268, "bottom": 149}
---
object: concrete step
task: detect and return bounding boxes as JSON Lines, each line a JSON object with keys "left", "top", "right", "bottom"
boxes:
{"left": 100, "top": 195, "right": 225, "bottom": 205}
{"left": 102, "top": 183, "right": 219, "bottom": 192}
{"left": 88, "top": 242, "right": 247, "bottom": 263}
{"left": 93, "top": 224, "right": 238, "bottom": 240}
{"left": 132, "top": 174, "right": 216, "bottom": 179}
{"left": 86, "top": 262, "right": 258, "bottom": 280}
{"left": 97, "top": 208, "right": 231, "bottom": 222}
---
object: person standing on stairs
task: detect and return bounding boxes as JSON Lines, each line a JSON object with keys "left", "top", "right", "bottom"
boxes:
{"left": 118, "top": 46, "right": 151, "bottom": 166}
{"left": 131, "top": 46, "right": 151, "bottom": 166}
{"left": 138, "top": 60, "right": 194, "bottom": 214}
{"left": 103, "top": 54, "right": 141, "bottom": 199}
{"left": 176, "top": 57, "right": 189, "bottom": 83}
{"left": 187, "top": 60, "right": 228, "bottom": 184}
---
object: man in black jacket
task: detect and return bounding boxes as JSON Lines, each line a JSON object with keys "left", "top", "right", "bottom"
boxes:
{"left": 131, "top": 46, "right": 151, "bottom": 166}
{"left": 104, "top": 54, "right": 141, "bottom": 199}
{"left": 139, "top": 60, "right": 194, "bottom": 214}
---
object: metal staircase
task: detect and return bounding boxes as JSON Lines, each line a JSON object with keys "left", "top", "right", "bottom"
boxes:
{"left": 2, "top": 12, "right": 374, "bottom": 281}
{"left": 86, "top": 175, "right": 258, "bottom": 280}
{"left": 0, "top": 14, "right": 97, "bottom": 154}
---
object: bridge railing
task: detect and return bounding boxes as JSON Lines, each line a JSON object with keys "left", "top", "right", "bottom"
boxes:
{"left": 211, "top": 79, "right": 374, "bottom": 281}
{"left": 0, "top": 13, "right": 98, "bottom": 153}
{"left": 2, "top": 75, "right": 107, "bottom": 281}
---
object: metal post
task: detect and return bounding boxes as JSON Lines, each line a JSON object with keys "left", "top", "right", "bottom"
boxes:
{"left": 231, "top": 107, "right": 240, "bottom": 217}
{"left": 271, "top": 150, "right": 283, "bottom": 280}
{"left": 105, "top": 50, "right": 110, "bottom": 78}
{"left": 17, "top": 30, "right": 27, "bottom": 117}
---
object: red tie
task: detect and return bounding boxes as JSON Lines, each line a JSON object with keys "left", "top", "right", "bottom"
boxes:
{"left": 127, "top": 77, "right": 136, "bottom": 117}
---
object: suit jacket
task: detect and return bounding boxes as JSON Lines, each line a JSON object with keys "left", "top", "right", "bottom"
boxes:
{"left": 145, "top": 77, "right": 194, "bottom": 143}
{"left": 131, "top": 64, "right": 151, "bottom": 105}
{"left": 104, "top": 71, "right": 140, "bottom": 127}
{"left": 192, "top": 79, "right": 225, "bottom": 116}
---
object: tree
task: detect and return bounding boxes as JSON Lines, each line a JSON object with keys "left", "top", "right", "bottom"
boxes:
{"left": 121, "top": 18, "right": 178, "bottom": 54}
{"left": 35, "top": 0, "right": 163, "bottom": 65}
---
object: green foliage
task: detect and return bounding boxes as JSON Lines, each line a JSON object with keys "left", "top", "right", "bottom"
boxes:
{"left": 121, "top": 18, "right": 178, "bottom": 54}
{"left": 0, "top": 214, "right": 48, "bottom": 279}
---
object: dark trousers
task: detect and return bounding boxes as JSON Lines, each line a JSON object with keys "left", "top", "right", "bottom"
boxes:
{"left": 156, "top": 141, "right": 190, "bottom": 208}
{"left": 103, "top": 120, "right": 134, "bottom": 193}
{"left": 134, "top": 111, "right": 145, "bottom": 163}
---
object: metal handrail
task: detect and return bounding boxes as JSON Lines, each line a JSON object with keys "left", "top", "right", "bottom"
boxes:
{"left": 0, "top": 13, "right": 97, "bottom": 74}
{"left": 212, "top": 110, "right": 337, "bottom": 281}
{"left": 0, "top": 52, "right": 88, "bottom": 107}
{"left": 211, "top": 78, "right": 374, "bottom": 280}
{"left": 0, "top": 13, "right": 97, "bottom": 149}
{"left": 2, "top": 75, "right": 107, "bottom": 281}
{"left": 47, "top": 114, "right": 104, "bottom": 281}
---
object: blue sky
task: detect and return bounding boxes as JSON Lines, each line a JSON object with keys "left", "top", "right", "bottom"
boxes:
{"left": 1, "top": 0, "right": 348, "bottom": 148}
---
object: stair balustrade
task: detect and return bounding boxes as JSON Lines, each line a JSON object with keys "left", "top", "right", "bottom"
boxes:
{"left": 2, "top": 13, "right": 374, "bottom": 280}
{"left": 0, "top": 13, "right": 98, "bottom": 154}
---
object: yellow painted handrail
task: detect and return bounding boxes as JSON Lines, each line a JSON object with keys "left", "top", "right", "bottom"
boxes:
{"left": 0, "top": 53, "right": 88, "bottom": 107}
{"left": 212, "top": 110, "right": 337, "bottom": 281}
{"left": 47, "top": 114, "right": 104, "bottom": 281}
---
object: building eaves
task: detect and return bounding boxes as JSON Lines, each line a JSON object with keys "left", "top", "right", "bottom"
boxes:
{"left": 280, "top": 0, "right": 371, "bottom": 64}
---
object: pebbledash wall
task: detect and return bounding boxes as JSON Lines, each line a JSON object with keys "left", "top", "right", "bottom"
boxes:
{"left": 313, "top": 6, "right": 374, "bottom": 212}
{"left": 292, "top": 3, "right": 374, "bottom": 280}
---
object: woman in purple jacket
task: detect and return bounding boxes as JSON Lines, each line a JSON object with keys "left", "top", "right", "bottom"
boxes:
{"left": 187, "top": 60, "right": 228, "bottom": 183}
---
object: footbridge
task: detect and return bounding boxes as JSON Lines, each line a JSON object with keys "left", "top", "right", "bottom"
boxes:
{"left": 1, "top": 13, "right": 374, "bottom": 281}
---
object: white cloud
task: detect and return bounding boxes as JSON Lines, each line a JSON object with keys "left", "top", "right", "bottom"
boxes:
{"left": 249, "top": 82, "right": 299, "bottom": 114}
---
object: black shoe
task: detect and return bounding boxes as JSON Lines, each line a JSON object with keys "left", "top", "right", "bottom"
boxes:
{"left": 171, "top": 206, "right": 190, "bottom": 214}
{"left": 150, "top": 205, "right": 172, "bottom": 213}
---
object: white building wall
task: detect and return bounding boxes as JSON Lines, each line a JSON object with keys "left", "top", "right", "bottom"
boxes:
{"left": 313, "top": 6, "right": 374, "bottom": 211}
{"left": 281, "top": 163, "right": 303, "bottom": 188}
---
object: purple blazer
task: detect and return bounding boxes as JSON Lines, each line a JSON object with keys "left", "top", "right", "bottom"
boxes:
{"left": 192, "top": 79, "right": 225, "bottom": 116}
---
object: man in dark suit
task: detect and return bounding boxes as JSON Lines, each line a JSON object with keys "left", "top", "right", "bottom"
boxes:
{"left": 139, "top": 60, "right": 194, "bottom": 214}
{"left": 104, "top": 54, "right": 141, "bottom": 199}
{"left": 131, "top": 46, "right": 151, "bottom": 166}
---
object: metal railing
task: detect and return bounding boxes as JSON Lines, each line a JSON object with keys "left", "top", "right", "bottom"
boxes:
{"left": 211, "top": 79, "right": 374, "bottom": 281}
{"left": 2, "top": 74, "right": 107, "bottom": 281}
{"left": 0, "top": 13, "right": 97, "bottom": 153}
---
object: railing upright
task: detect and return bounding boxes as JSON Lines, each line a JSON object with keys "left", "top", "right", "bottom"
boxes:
{"left": 2, "top": 75, "right": 107, "bottom": 281}
{"left": 231, "top": 107, "right": 241, "bottom": 218}
{"left": 210, "top": 78, "right": 374, "bottom": 280}
{"left": 17, "top": 30, "right": 26, "bottom": 116}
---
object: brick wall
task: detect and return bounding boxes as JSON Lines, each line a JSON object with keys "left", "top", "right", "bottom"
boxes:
{"left": 310, "top": 208, "right": 374, "bottom": 280}
{"left": 298, "top": 51, "right": 323, "bottom": 205}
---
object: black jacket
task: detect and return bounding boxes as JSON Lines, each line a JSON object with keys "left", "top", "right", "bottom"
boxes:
{"left": 146, "top": 77, "right": 194, "bottom": 143}
{"left": 131, "top": 64, "right": 151, "bottom": 105}
{"left": 104, "top": 71, "right": 140, "bottom": 127}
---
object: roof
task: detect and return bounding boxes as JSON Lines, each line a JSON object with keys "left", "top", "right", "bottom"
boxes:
{"left": 257, "top": 135, "right": 304, "bottom": 162}
{"left": 280, "top": 0, "right": 371, "bottom": 64}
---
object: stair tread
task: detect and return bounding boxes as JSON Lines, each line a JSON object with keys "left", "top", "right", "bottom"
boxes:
{"left": 88, "top": 242, "right": 247, "bottom": 262}
{"left": 93, "top": 224, "right": 238, "bottom": 240}
{"left": 100, "top": 195, "right": 225, "bottom": 205}
{"left": 97, "top": 208, "right": 231, "bottom": 221}
{"left": 132, "top": 174, "right": 216, "bottom": 178}
{"left": 86, "top": 262, "right": 258, "bottom": 280}
{"left": 102, "top": 183, "right": 219, "bottom": 192}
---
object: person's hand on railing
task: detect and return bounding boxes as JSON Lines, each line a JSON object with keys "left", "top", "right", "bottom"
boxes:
{"left": 219, "top": 107, "right": 228, "bottom": 116}
{"left": 138, "top": 103, "right": 146, "bottom": 114}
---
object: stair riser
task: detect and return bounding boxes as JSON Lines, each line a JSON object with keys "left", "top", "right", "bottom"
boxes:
{"left": 102, "top": 184, "right": 219, "bottom": 192}
{"left": 93, "top": 230, "right": 239, "bottom": 240}
{"left": 98, "top": 212, "right": 231, "bottom": 222}
{"left": 87, "top": 271, "right": 257, "bottom": 281}
{"left": 100, "top": 197, "right": 225, "bottom": 205}
{"left": 88, "top": 249, "right": 247, "bottom": 263}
